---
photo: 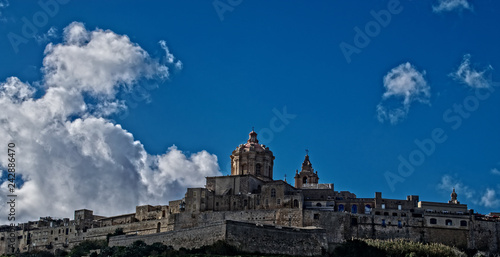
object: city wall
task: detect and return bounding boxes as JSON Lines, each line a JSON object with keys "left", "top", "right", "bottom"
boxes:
{"left": 109, "top": 220, "right": 328, "bottom": 256}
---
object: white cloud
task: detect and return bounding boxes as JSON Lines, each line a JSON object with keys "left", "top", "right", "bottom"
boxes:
{"left": 0, "top": 0, "right": 8, "bottom": 18}
{"left": 451, "top": 54, "right": 493, "bottom": 89}
{"left": 491, "top": 168, "right": 500, "bottom": 175}
{"left": 35, "top": 27, "right": 58, "bottom": 44}
{"left": 432, "top": 0, "right": 472, "bottom": 13}
{"left": 159, "top": 40, "right": 183, "bottom": 71}
{"left": 0, "top": 77, "right": 35, "bottom": 102}
{"left": 480, "top": 188, "right": 500, "bottom": 208}
{"left": 437, "top": 175, "right": 475, "bottom": 200}
{"left": 0, "top": 22, "right": 221, "bottom": 223}
{"left": 376, "top": 62, "right": 430, "bottom": 124}
{"left": 43, "top": 22, "right": 170, "bottom": 97}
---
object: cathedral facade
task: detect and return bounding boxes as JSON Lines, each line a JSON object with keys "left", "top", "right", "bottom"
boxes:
{"left": 1, "top": 131, "right": 499, "bottom": 255}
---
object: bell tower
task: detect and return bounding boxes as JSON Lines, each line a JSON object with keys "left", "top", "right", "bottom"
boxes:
{"left": 230, "top": 130, "right": 275, "bottom": 181}
{"left": 294, "top": 152, "right": 319, "bottom": 188}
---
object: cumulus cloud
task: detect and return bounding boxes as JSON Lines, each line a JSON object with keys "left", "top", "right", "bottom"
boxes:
{"left": 451, "top": 54, "right": 493, "bottom": 89}
{"left": 491, "top": 168, "right": 500, "bottom": 175}
{"left": 432, "top": 0, "right": 472, "bottom": 13}
{"left": 480, "top": 189, "right": 500, "bottom": 208}
{"left": 376, "top": 62, "right": 430, "bottom": 124}
{"left": 43, "top": 22, "right": 170, "bottom": 97}
{"left": 0, "top": 22, "right": 221, "bottom": 223}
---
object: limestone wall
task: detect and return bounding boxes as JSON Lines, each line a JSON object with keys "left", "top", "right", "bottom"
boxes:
{"left": 109, "top": 220, "right": 328, "bottom": 256}
{"left": 109, "top": 221, "right": 226, "bottom": 250}
{"left": 225, "top": 221, "right": 327, "bottom": 256}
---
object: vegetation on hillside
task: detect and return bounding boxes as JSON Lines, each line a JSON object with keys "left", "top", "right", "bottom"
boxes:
{"left": 1, "top": 238, "right": 490, "bottom": 257}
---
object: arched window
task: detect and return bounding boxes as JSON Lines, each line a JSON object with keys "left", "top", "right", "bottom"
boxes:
{"left": 157, "top": 222, "right": 161, "bottom": 233}
{"left": 256, "top": 164, "right": 261, "bottom": 175}
{"left": 303, "top": 177, "right": 307, "bottom": 184}
{"left": 293, "top": 199, "right": 299, "bottom": 208}
{"left": 460, "top": 220, "right": 467, "bottom": 226}
{"left": 365, "top": 204, "right": 371, "bottom": 214}
{"left": 316, "top": 203, "right": 322, "bottom": 207}
{"left": 446, "top": 219, "right": 453, "bottom": 226}
{"left": 338, "top": 204, "right": 344, "bottom": 212}
{"left": 271, "top": 188, "right": 276, "bottom": 197}
{"left": 351, "top": 204, "right": 357, "bottom": 214}
{"left": 430, "top": 218, "right": 437, "bottom": 224}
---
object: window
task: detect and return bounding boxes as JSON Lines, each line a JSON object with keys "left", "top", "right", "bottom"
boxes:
{"left": 365, "top": 204, "right": 371, "bottom": 214}
{"left": 351, "top": 204, "right": 357, "bottom": 214}
{"left": 293, "top": 199, "right": 299, "bottom": 208}
{"left": 303, "top": 177, "right": 308, "bottom": 184}
{"left": 193, "top": 191, "right": 197, "bottom": 197}
{"left": 256, "top": 164, "right": 261, "bottom": 175}
{"left": 398, "top": 204, "right": 402, "bottom": 210}
{"left": 430, "top": 218, "right": 437, "bottom": 224}
{"left": 277, "top": 199, "right": 281, "bottom": 205}
{"left": 256, "top": 199, "right": 260, "bottom": 205}
{"left": 314, "top": 214, "right": 320, "bottom": 220}
{"left": 265, "top": 199, "right": 269, "bottom": 206}
{"left": 338, "top": 204, "right": 344, "bottom": 212}
{"left": 460, "top": 220, "right": 467, "bottom": 226}
{"left": 381, "top": 204, "right": 386, "bottom": 209}
{"left": 392, "top": 212, "right": 398, "bottom": 216}
{"left": 384, "top": 212, "right": 389, "bottom": 216}
{"left": 375, "top": 211, "right": 381, "bottom": 215}
{"left": 382, "top": 219, "right": 386, "bottom": 227}
{"left": 271, "top": 189, "right": 276, "bottom": 197}
{"left": 351, "top": 218, "right": 358, "bottom": 226}
{"left": 398, "top": 220, "right": 402, "bottom": 228}
{"left": 446, "top": 219, "right": 453, "bottom": 226}
{"left": 316, "top": 203, "right": 322, "bottom": 207}
{"left": 244, "top": 200, "right": 248, "bottom": 206}
{"left": 216, "top": 202, "right": 219, "bottom": 207}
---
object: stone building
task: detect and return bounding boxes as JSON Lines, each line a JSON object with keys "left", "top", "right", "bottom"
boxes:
{"left": 1, "top": 130, "right": 500, "bottom": 256}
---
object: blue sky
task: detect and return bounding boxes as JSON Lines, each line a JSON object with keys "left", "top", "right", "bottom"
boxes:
{"left": 0, "top": 0, "right": 499, "bottom": 222}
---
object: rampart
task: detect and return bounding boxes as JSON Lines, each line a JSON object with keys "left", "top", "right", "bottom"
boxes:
{"left": 109, "top": 220, "right": 328, "bottom": 256}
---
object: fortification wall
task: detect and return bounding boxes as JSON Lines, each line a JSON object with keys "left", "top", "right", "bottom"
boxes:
{"left": 469, "top": 219, "right": 500, "bottom": 252}
{"left": 109, "top": 220, "right": 327, "bottom": 256}
{"left": 109, "top": 221, "right": 226, "bottom": 250}
{"left": 225, "top": 221, "right": 327, "bottom": 256}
